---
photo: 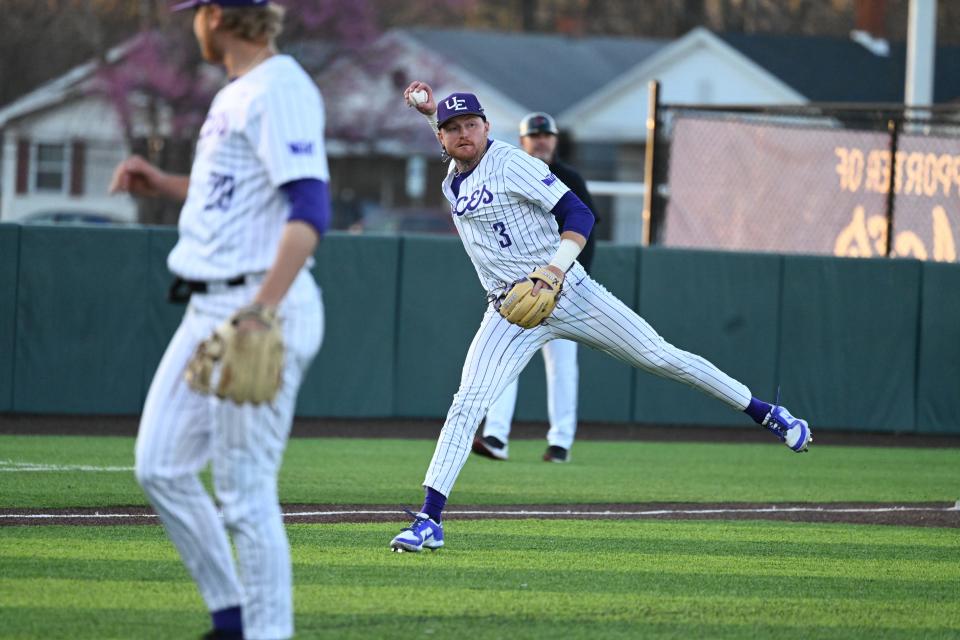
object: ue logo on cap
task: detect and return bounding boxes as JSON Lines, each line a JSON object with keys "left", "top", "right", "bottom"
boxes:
{"left": 436, "top": 92, "right": 485, "bottom": 127}
{"left": 445, "top": 96, "right": 467, "bottom": 111}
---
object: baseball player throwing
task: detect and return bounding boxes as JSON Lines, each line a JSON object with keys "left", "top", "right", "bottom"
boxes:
{"left": 109, "top": 1, "right": 329, "bottom": 638}
{"left": 391, "top": 82, "right": 811, "bottom": 553}
{"left": 474, "top": 111, "right": 598, "bottom": 464}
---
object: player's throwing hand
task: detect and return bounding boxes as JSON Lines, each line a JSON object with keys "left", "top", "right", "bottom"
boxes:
{"left": 403, "top": 81, "right": 437, "bottom": 116}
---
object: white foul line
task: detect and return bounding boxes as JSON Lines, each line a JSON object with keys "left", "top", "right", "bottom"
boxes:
{"left": 284, "top": 506, "right": 960, "bottom": 517}
{"left": 0, "top": 460, "right": 134, "bottom": 473}
{"left": 2, "top": 512, "right": 154, "bottom": 520}
{"left": 1, "top": 504, "right": 958, "bottom": 521}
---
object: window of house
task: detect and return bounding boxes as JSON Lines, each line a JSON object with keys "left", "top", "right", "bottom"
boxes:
{"left": 34, "top": 143, "right": 67, "bottom": 192}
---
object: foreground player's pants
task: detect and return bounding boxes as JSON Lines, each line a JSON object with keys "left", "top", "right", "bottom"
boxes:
{"left": 135, "top": 271, "right": 323, "bottom": 640}
{"left": 482, "top": 338, "right": 579, "bottom": 450}
{"left": 424, "top": 262, "right": 751, "bottom": 496}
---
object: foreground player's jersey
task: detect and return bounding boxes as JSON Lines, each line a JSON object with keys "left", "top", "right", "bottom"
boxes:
{"left": 168, "top": 55, "right": 329, "bottom": 280}
{"left": 442, "top": 140, "right": 570, "bottom": 295}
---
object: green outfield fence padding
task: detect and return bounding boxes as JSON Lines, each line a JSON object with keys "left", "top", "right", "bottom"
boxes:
{"left": 778, "top": 255, "right": 921, "bottom": 432}
{"left": 5, "top": 224, "right": 959, "bottom": 435}
{"left": 395, "top": 234, "right": 486, "bottom": 418}
{"left": 295, "top": 233, "right": 401, "bottom": 417}
{"left": 633, "top": 247, "right": 782, "bottom": 427}
{"left": 512, "top": 243, "right": 638, "bottom": 424}
{"left": 915, "top": 261, "right": 960, "bottom": 434}
{"left": 143, "top": 228, "right": 182, "bottom": 396}
{"left": 14, "top": 225, "right": 149, "bottom": 414}
{"left": 0, "top": 224, "right": 21, "bottom": 411}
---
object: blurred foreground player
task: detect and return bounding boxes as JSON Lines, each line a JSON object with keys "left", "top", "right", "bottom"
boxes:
{"left": 110, "top": 1, "right": 330, "bottom": 637}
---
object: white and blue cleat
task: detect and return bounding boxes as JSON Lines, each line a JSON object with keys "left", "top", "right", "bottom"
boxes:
{"left": 764, "top": 405, "right": 813, "bottom": 452}
{"left": 390, "top": 510, "right": 444, "bottom": 552}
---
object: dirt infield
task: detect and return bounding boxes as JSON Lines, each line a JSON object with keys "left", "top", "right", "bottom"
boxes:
{"left": 2, "top": 502, "right": 957, "bottom": 528}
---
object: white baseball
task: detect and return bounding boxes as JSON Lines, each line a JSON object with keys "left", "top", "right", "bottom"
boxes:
{"left": 408, "top": 90, "right": 428, "bottom": 106}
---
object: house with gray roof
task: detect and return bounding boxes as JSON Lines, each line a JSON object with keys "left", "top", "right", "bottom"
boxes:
{"left": 403, "top": 28, "right": 667, "bottom": 117}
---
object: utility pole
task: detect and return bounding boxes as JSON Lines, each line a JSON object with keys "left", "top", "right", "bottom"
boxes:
{"left": 905, "top": 0, "right": 936, "bottom": 105}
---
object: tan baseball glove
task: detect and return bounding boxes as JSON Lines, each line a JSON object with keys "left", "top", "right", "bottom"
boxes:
{"left": 498, "top": 267, "right": 563, "bottom": 329}
{"left": 185, "top": 304, "right": 284, "bottom": 405}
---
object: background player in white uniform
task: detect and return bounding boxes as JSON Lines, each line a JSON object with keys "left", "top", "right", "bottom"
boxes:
{"left": 474, "top": 112, "right": 597, "bottom": 464}
{"left": 390, "top": 81, "right": 812, "bottom": 553}
{"left": 109, "top": 1, "right": 330, "bottom": 637}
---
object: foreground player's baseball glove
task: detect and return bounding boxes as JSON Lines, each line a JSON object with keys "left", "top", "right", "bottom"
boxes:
{"left": 498, "top": 267, "right": 563, "bottom": 329}
{"left": 185, "top": 304, "right": 284, "bottom": 405}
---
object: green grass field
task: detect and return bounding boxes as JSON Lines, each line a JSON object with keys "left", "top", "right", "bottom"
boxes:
{"left": 2, "top": 435, "right": 958, "bottom": 507}
{"left": 1, "top": 434, "right": 959, "bottom": 639}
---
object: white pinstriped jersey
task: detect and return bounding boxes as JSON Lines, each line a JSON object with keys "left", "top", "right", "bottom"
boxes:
{"left": 442, "top": 140, "right": 570, "bottom": 295}
{"left": 168, "top": 55, "right": 329, "bottom": 280}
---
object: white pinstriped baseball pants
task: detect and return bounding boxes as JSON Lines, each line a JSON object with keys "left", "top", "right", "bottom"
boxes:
{"left": 424, "top": 262, "right": 751, "bottom": 497}
{"left": 482, "top": 338, "right": 580, "bottom": 450}
{"left": 135, "top": 271, "right": 322, "bottom": 640}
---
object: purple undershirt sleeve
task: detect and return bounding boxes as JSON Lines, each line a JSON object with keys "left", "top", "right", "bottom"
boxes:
{"left": 551, "top": 190, "right": 595, "bottom": 239}
{"left": 280, "top": 178, "right": 331, "bottom": 237}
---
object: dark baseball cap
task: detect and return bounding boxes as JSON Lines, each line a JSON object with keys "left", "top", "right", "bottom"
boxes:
{"left": 171, "top": 0, "right": 267, "bottom": 11}
{"left": 436, "top": 93, "right": 486, "bottom": 129}
{"left": 519, "top": 112, "right": 559, "bottom": 136}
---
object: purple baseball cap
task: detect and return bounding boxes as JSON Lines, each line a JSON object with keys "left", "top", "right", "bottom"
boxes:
{"left": 436, "top": 93, "right": 486, "bottom": 129}
{"left": 171, "top": 0, "right": 267, "bottom": 11}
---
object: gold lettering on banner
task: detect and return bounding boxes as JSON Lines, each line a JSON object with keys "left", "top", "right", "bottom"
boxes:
{"left": 834, "top": 205, "right": 957, "bottom": 261}
{"left": 930, "top": 153, "right": 953, "bottom": 196}
{"left": 832, "top": 143, "right": 959, "bottom": 262}
{"left": 932, "top": 206, "right": 957, "bottom": 262}
{"left": 834, "top": 147, "right": 865, "bottom": 192}
{"left": 834, "top": 147, "right": 848, "bottom": 190}
{"left": 893, "top": 231, "right": 927, "bottom": 260}
{"left": 834, "top": 206, "right": 887, "bottom": 256}
{"left": 923, "top": 154, "right": 939, "bottom": 197}
{"left": 834, "top": 146, "right": 960, "bottom": 198}
{"left": 904, "top": 152, "right": 924, "bottom": 196}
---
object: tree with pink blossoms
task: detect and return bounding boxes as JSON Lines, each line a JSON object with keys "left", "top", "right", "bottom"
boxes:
{"left": 94, "top": 0, "right": 474, "bottom": 223}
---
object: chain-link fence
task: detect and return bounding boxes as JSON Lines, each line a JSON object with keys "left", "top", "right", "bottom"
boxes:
{"left": 650, "top": 104, "right": 960, "bottom": 262}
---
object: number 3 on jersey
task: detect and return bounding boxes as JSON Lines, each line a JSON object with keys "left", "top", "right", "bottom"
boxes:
{"left": 492, "top": 221, "right": 512, "bottom": 248}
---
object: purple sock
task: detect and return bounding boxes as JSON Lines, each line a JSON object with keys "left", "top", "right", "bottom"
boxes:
{"left": 744, "top": 397, "right": 773, "bottom": 425}
{"left": 421, "top": 486, "right": 447, "bottom": 522}
{"left": 211, "top": 606, "right": 242, "bottom": 633}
